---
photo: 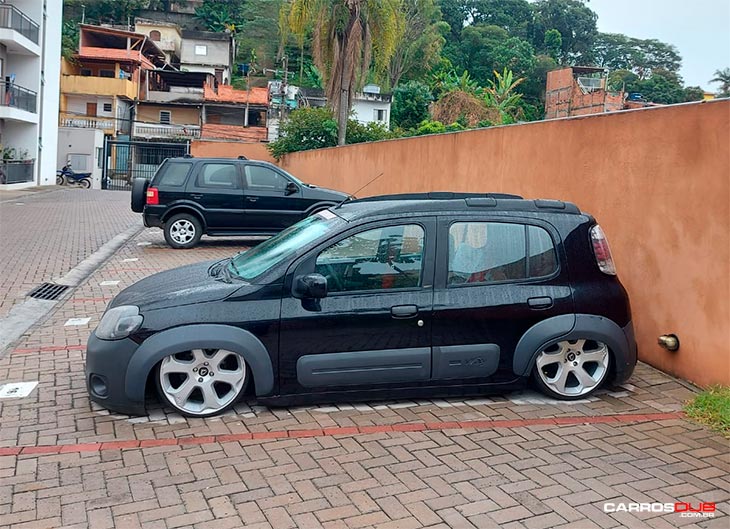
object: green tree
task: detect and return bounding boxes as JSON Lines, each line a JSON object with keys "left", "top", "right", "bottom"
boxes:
{"left": 391, "top": 80, "right": 433, "bottom": 129}
{"left": 283, "top": 0, "right": 403, "bottom": 145}
{"left": 542, "top": 29, "right": 562, "bottom": 62}
{"left": 446, "top": 24, "right": 535, "bottom": 83}
{"left": 63, "top": 0, "right": 147, "bottom": 25}
{"left": 530, "top": 0, "right": 598, "bottom": 63}
{"left": 710, "top": 68, "right": 730, "bottom": 97}
{"left": 236, "top": 0, "right": 284, "bottom": 70}
{"left": 683, "top": 86, "right": 705, "bottom": 102}
{"left": 61, "top": 21, "right": 79, "bottom": 61}
{"left": 593, "top": 33, "right": 681, "bottom": 79}
{"left": 268, "top": 107, "right": 338, "bottom": 160}
{"left": 626, "top": 69, "right": 687, "bottom": 104}
{"left": 195, "top": 0, "right": 245, "bottom": 31}
{"left": 345, "top": 120, "right": 397, "bottom": 143}
{"left": 387, "top": 0, "right": 448, "bottom": 88}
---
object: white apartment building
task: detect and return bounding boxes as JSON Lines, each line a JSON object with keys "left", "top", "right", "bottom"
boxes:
{"left": 0, "top": 0, "right": 61, "bottom": 188}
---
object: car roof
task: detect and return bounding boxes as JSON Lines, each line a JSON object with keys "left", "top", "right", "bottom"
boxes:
{"left": 166, "top": 156, "right": 273, "bottom": 165}
{"left": 333, "top": 192, "right": 583, "bottom": 221}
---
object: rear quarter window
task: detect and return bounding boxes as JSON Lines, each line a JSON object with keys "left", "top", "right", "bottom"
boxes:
{"left": 154, "top": 162, "right": 191, "bottom": 187}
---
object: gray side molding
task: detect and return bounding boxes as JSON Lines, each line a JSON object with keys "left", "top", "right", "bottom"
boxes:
{"left": 125, "top": 324, "right": 275, "bottom": 401}
{"left": 514, "top": 314, "right": 632, "bottom": 377}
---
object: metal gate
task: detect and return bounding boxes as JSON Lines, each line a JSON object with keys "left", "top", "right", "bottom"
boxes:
{"left": 102, "top": 139, "right": 189, "bottom": 190}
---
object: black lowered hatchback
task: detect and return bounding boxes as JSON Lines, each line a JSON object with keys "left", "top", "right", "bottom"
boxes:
{"left": 87, "top": 193, "right": 637, "bottom": 417}
{"left": 131, "top": 156, "right": 348, "bottom": 248}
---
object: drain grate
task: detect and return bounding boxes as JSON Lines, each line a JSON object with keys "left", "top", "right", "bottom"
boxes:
{"left": 27, "top": 282, "right": 70, "bottom": 301}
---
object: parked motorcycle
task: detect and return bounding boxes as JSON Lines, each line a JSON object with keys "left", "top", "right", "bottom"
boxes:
{"left": 56, "top": 162, "right": 92, "bottom": 189}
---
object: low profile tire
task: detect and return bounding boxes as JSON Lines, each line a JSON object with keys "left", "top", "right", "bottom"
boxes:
{"left": 80, "top": 178, "right": 91, "bottom": 189}
{"left": 164, "top": 213, "right": 202, "bottom": 249}
{"left": 155, "top": 348, "right": 250, "bottom": 418}
{"left": 130, "top": 178, "right": 149, "bottom": 213}
{"left": 532, "top": 339, "right": 610, "bottom": 400}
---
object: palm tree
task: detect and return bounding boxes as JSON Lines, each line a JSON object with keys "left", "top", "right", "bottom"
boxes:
{"left": 283, "top": 0, "right": 403, "bottom": 145}
{"left": 709, "top": 68, "right": 730, "bottom": 97}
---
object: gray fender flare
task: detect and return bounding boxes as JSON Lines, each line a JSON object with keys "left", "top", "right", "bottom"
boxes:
{"left": 513, "top": 314, "right": 631, "bottom": 377}
{"left": 125, "top": 324, "right": 275, "bottom": 402}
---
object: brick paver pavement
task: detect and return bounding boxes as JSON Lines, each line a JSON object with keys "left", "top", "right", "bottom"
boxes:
{"left": 0, "top": 189, "right": 140, "bottom": 318}
{"left": 0, "top": 199, "right": 728, "bottom": 529}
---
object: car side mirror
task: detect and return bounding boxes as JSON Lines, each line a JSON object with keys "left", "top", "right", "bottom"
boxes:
{"left": 285, "top": 182, "right": 299, "bottom": 196}
{"left": 294, "top": 273, "right": 327, "bottom": 299}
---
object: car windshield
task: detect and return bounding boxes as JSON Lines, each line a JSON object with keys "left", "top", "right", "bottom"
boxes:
{"left": 228, "top": 211, "right": 344, "bottom": 281}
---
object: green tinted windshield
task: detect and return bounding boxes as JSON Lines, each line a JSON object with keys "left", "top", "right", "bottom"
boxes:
{"left": 229, "top": 211, "right": 343, "bottom": 281}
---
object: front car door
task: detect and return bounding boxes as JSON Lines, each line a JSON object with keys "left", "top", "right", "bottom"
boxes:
{"left": 187, "top": 162, "right": 244, "bottom": 230}
{"left": 430, "top": 216, "right": 574, "bottom": 385}
{"left": 242, "top": 163, "right": 306, "bottom": 230}
{"left": 279, "top": 218, "right": 436, "bottom": 397}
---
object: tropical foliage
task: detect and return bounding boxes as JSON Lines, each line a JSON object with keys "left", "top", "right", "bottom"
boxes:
{"left": 282, "top": 0, "right": 403, "bottom": 145}
{"left": 710, "top": 68, "right": 730, "bottom": 98}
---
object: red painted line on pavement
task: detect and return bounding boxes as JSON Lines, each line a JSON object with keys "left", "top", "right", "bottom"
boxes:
{"left": 1, "top": 412, "right": 685, "bottom": 457}
{"left": 13, "top": 345, "right": 87, "bottom": 355}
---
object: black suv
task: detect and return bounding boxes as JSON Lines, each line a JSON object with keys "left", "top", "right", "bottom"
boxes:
{"left": 87, "top": 193, "right": 637, "bottom": 417}
{"left": 131, "top": 156, "right": 348, "bottom": 248}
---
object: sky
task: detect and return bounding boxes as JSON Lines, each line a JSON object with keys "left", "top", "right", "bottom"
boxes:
{"left": 589, "top": 0, "right": 730, "bottom": 91}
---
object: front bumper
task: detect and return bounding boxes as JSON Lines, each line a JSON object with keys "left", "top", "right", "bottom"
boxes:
{"left": 85, "top": 332, "right": 146, "bottom": 415}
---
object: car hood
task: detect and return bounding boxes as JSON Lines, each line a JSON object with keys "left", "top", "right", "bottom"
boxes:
{"left": 303, "top": 185, "right": 349, "bottom": 201}
{"left": 109, "top": 259, "right": 243, "bottom": 311}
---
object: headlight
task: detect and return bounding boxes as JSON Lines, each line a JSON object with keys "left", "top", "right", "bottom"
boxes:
{"left": 96, "top": 306, "right": 143, "bottom": 340}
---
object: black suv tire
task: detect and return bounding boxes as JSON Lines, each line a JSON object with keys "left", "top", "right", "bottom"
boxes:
{"left": 164, "top": 213, "right": 203, "bottom": 249}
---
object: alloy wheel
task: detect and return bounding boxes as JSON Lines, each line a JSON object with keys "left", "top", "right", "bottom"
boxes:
{"left": 169, "top": 219, "right": 196, "bottom": 245}
{"left": 535, "top": 339, "right": 609, "bottom": 397}
{"left": 158, "top": 349, "right": 246, "bottom": 416}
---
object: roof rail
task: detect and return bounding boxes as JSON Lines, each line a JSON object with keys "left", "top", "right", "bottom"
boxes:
{"left": 182, "top": 153, "right": 194, "bottom": 158}
{"left": 238, "top": 155, "right": 248, "bottom": 160}
{"left": 352, "top": 192, "right": 524, "bottom": 203}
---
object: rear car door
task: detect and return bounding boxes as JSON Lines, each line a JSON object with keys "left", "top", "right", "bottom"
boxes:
{"left": 430, "top": 216, "right": 574, "bottom": 384}
{"left": 278, "top": 218, "right": 436, "bottom": 396}
{"left": 242, "top": 163, "right": 307, "bottom": 229}
{"left": 187, "top": 162, "right": 244, "bottom": 230}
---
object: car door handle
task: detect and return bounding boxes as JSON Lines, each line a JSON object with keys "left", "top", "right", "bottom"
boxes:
{"left": 246, "top": 196, "right": 258, "bottom": 203}
{"left": 528, "top": 296, "right": 553, "bottom": 309}
{"left": 391, "top": 305, "right": 418, "bottom": 319}
{"left": 190, "top": 193, "right": 203, "bottom": 199}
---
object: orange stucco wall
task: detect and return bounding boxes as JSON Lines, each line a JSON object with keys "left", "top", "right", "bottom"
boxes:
{"left": 190, "top": 140, "right": 275, "bottom": 163}
{"left": 279, "top": 100, "right": 730, "bottom": 388}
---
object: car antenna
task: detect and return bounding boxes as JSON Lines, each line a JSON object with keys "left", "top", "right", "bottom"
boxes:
{"left": 335, "top": 171, "right": 384, "bottom": 208}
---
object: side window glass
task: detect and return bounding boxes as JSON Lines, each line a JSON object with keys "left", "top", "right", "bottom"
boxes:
{"left": 316, "top": 225, "right": 425, "bottom": 293}
{"left": 197, "top": 164, "right": 238, "bottom": 188}
{"left": 244, "top": 165, "right": 287, "bottom": 192}
{"left": 448, "top": 222, "right": 527, "bottom": 285}
{"left": 156, "top": 162, "right": 191, "bottom": 187}
{"left": 528, "top": 225, "right": 558, "bottom": 277}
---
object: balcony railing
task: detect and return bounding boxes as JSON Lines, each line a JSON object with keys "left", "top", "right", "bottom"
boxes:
{"left": 0, "top": 159, "right": 35, "bottom": 184}
{"left": 133, "top": 123, "right": 201, "bottom": 139}
{"left": 59, "top": 115, "right": 116, "bottom": 130}
{"left": 0, "top": 5, "right": 40, "bottom": 44}
{"left": 1, "top": 84, "right": 37, "bottom": 113}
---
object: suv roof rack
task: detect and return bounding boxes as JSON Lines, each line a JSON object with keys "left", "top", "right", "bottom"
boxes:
{"left": 182, "top": 153, "right": 194, "bottom": 158}
{"left": 352, "top": 192, "right": 524, "bottom": 203}
{"left": 238, "top": 155, "right": 248, "bottom": 160}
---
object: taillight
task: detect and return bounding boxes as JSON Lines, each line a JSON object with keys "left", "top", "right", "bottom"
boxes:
{"left": 590, "top": 224, "right": 616, "bottom": 275}
{"left": 146, "top": 187, "right": 159, "bottom": 205}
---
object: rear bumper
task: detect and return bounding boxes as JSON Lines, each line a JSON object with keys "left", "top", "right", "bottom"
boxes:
{"left": 85, "top": 332, "right": 146, "bottom": 416}
{"left": 142, "top": 208, "right": 164, "bottom": 228}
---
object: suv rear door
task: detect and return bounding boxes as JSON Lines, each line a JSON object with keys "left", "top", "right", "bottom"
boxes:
{"left": 186, "top": 161, "right": 244, "bottom": 230}
{"left": 430, "top": 216, "right": 574, "bottom": 384}
{"left": 242, "top": 162, "right": 309, "bottom": 229}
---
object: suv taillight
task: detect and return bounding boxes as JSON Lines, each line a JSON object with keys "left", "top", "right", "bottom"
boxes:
{"left": 146, "top": 187, "right": 159, "bottom": 205}
{"left": 590, "top": 224, "right": 616, "bottom": 275}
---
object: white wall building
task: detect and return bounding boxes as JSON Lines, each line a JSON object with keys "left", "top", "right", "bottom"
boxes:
{"left": 351, "top": 84, "right": 392, "bottom": 128}
{"left": 0, "top": 0, "right": 61, "bottom": 189}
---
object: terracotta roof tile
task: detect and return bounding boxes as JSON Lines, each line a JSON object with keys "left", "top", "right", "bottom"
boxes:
{"left": 201, "top": 124, "right": 267, "bottom": 142}
{"left": 77, "top": 47, "right": 156, "bottom": 69}
{"left": 204, "top": 83, "right": 269, "bottom": 106}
